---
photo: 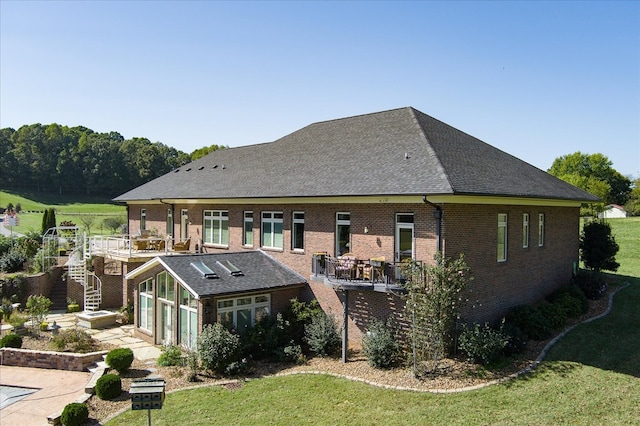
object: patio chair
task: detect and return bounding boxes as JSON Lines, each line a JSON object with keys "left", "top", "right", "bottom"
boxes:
{"left": 173, "top": 238, "right": 191, "bottom": 252}
{"left": 132, "top": 238, "right": 148, "bottom": 251}
{"left": 336, "top": 253, "right": 357, "bottom": 280}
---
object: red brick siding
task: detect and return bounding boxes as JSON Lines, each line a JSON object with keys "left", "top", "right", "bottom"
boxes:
{"left": 443, "top": 204, "right": 580, "bottom": 324}
{"left": 126, "top": 201, "right": 580, "bottom": 343}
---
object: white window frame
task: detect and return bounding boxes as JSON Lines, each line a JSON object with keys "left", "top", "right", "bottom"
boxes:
{"left": 522, "top": 213, "right": 529, "bottom": 248}
{"left": 243, "top": 211, "right": 253, "bottom": 247}
{"left": 203, "top": 210, "right": 229, "bottom": 247}
{"left": 538, "top": 213, "right": 545, "bottom": 247}
{"left": 138, "top": 278, "right": 153, "bottom": 332}
{"left": 498, "top": 213, "right": 507, "bottom": 262}
{"left": 140, "top": 208, "right": 147, "bottom": 231}
{"left": 166, "top": 208, "right": 173, "bottom": 238}
{"left": 179, "top": 286, "right": 198, "bottom": 349}
{"left": 336, "top": 212, "right": 351, "bottom": 256}
{"left": 216, "top": 294, "right": 271, "bottom": 332}
{"left": 261, "top": 211, "right": 283, "bottom": 250}
{"left": 292, "top": 211, "right": 305, "bottom": 251}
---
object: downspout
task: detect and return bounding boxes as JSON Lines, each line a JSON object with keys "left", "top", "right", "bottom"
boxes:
{"left": 422, "top": 195, "right": 442, "bottom": 254}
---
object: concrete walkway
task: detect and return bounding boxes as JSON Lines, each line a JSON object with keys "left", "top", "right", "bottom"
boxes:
{"left": 0, "top": 310, "right": 162, "bottom": 425}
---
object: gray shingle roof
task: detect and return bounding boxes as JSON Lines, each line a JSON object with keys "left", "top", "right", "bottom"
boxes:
{"left": 114, "top": 107, "right": 598, "bottom": 202}
{"left": 133, "top": 251, "right": 305, "bottom": 298}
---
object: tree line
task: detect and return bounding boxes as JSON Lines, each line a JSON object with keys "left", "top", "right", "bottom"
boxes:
{"left": 0, "top": 123, "right": 225, "bottom": 198}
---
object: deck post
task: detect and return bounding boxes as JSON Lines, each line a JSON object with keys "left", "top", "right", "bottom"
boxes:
{"left": 342, "top": 289, "right": 348, "bottom": 363}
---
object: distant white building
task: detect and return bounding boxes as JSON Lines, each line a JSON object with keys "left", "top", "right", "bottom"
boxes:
{"left": 600, "top": 204, "right": 627, "bottom": 219}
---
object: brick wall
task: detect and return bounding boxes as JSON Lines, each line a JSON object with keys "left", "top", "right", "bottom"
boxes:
{"left": 443, "top": 204, "right": 580, "bottom": 324}
{"left": 126, "top": 201, "right": 581, "bottom": 343}
{"left": 0, "top": 348, "right": 107, "bottom": 371}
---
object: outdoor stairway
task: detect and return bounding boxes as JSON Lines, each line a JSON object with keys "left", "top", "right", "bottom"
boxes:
{"left": 65, "top": 233, "right": 102, "bottom": 311}
{"left": 48, "top": 274, "right": 67, "bottom": 311}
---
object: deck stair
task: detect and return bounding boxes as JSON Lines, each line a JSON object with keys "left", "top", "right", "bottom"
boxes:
{"left": 65, "top": 233, "right": 102, "bottom": 311}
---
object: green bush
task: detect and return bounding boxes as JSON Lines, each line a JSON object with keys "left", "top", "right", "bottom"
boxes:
{"left": 548, "top": 284, "right": 589, "bottom": 317}
{"left": 241, "top": 313, "right": 292, "bottom": 360}
{"left": 158, "top": 345, "right": 185, "bottom": 367}
{"left": 197, "top": 323, "right": 241, "bottom": 374}
{"left": 275, "top": 342, "right": 306, "bottom": 364}
{"left": 458, "top": 322, "right": 509, "bottom": 366}
{"left": 573, "top": 270, "right": 607, "bottom": 300}
{"left": 106, "top": 348, "right": 134, "bottom": 373}
{"left": 304, "top": 311, "right": 341, "bottom": 357}
{"left": 50, "top": 328, "right": 95, "bottom": 352}
{"left": 537, "top": 302, "right": 567, "bottom": 330}
{"left": 505, "top": 304, "right": 552, "bottom": 341}
{"left": 0, "top": 332, "right": 23, "bottom": 348}
{"left": 67, "top": 303, "right": 81, "bottom": 313}
{"left": 60, "top": 402, "right": 89, "bottom": 426}
{"left": 501, "top": 322, "right": 528, "bottom": 356}
{"left": 95, "top": 374, "right": 122, "bottom": 400}
{"left": 0, "top": 250, "right": 27, "bottom": 273}
{"left": 362, "top": 318, "right": 401, "bottom": 368}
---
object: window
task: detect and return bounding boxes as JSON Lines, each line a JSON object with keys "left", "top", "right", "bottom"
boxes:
{"left": 204, "top": 210, "right": 229, "bottom": 246}
{"left": 336, "top": 212, "right": 351, "bottom": 256}
{"left": 261, "top": 212, "right": 283, "bottom": 249}
{"left": 497, "top": 213, "right": 507, "bottom": 262}
{"left": 140, "top": 209, "right": 146, "bottom": 231}
{"left": 217, "top": 294, "right": 270, "bottom": 333}
{"left": 244, "top": 211, "right": 253, "bottom": 246}
{"left": 396, "top": 213, "right": 414, "bottom": 261}
{"left": 156, "top": 271, "right": 175, "bottom": 301}
{"left": 179, "top": 286, "right": 197, "bottom": 349}
{"left": 538, "top": 213, "right": 545, "bottom": 247}
{"left": 292, "top": 212, "right": 305, "bottom": 251}
{"left": 522, "top": 213, "right": 529, "bottom": 248}
{"left": 138, "top": 279, "right": 153, "bottom": 332}
{"left": 166, "top": 208, "right": 173, "bottom": 237}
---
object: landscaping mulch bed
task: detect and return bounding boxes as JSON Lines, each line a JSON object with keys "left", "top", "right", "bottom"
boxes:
{"left": 17, "top": 288, "right": 612, "bottom": 425}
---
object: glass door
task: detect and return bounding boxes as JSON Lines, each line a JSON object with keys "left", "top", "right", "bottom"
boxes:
{"left": 157, "top": 302, "right": 173, "bottom": 345}
{"left": 180, "top": 209, "right": 189, "bottom": 241}
{"left": 335, "top": 212, "right": 351, "bottom": 256}
{"left": 395, "top": 213, "right": 414, "bottom": 262}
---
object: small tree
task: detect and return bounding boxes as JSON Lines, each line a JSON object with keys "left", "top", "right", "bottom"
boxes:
{"left": 78, "top": 214, "right": 96, "bottom": 235}
{"left": 580, "top": 220, "right": 620, "bottom": 274}
{"left": 25, "top": 295, "right": 51, "bottom": 333}
{"left": 402, "top": 252, "right": 472, "bottom": 377}
{"left": 197, "top": 323, "right": 241, "bottom": 374}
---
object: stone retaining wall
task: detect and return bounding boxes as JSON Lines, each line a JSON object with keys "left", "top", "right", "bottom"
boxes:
{"left": 0, "top": 348, "right": 107, "bottom": 371}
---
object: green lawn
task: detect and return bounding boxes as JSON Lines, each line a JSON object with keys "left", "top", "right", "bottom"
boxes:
{"left": 0, "top": 190, "right": 125, "bottom": 235}
{"left": 106, "top": 217, "right": 640, "bottom": 426}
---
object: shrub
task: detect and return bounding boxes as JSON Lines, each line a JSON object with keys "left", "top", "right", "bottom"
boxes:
{"left": 275, "top": 342, "right": 306, "bottom": 364}
{"left": 185, "top": 349, "right": 199, "bottom": 382}
{"left": 8, "top": 312, "right": 27, "bottom": 328}
{"left": 548, "top": 284, "right": 589, "bottom": 317}
{"left": 0, "top": 332, "right": 23, "bottom": 348}
{"left": 197, "top": 323, "right": 241, "bottom": 374}
{"left": 67, "top": 303, "right": 81, "bottom": 313}
{"left": 60, "top": 402, "right": 89, "bottom": 426}
{"left": 241, "top": 313, "right": 292, "bottom": 360}
{"left": 501, "top": 322, "right": 528, "bottom": 356}
{"left": 537, "top": 302, "right": 567, "bottom": 330}
{"left": 26, "top": 295, "right": 52, "bottom": 331}
{"left": 362, "top": 318, "right": 401, "bottom": 368}
{"left": 50, "top": 328, "right": 95, "bottom": 352}
{"left": 573, "top": 270, "right": 607, "bottom": 300}
{"left": 106, "top": 348, "right": 134, "bottom": 373}
{"left": 304, "top": 311, "right": 341, "bottom": 357}
{"left": 95, "top": 374, "right": 122, "bottom": 400}
{"left": 458, "top": 322, "right": 509, "bottom": 366}
{"left": 0, "top": 250, "right": 28, "bottom": 273}
{"left": 505, "top": 305, "right": 552, "bottom": 341}
{"left": 0, "top": 275, "right": 27, "bottom": 304}
{"left": 158, "top": 345, "right": 185, "bottom": 367}
{"left": 283, "top": 298, "right": 323, "bottom": 344}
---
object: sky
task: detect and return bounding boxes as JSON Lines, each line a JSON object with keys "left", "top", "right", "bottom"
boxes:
{"left": 1, "top": 1, "right": 639, "bottom": 178}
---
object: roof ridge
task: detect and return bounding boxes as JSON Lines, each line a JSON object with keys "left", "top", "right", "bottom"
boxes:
{"left": 408, "top": 108, "right": 455, "bottom": 194}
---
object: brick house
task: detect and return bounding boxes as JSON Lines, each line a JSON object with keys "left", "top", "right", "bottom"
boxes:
{"left": 113, "top": 107, "right": 597, "bottom": 348}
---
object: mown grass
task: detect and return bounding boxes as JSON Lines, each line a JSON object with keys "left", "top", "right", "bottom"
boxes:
{"left": 106, "top": 218, "right": 640, "bottom": 425}
{"left": 0, "top": 190, "right": 125, "bottom": 235}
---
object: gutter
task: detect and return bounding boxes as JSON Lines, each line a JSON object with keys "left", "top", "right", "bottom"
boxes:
{"left": 422, "top": 195, "right": 442, "bottom": 253}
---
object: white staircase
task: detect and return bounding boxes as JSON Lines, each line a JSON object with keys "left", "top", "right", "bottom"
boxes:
{"left": 66, "top": 234, "right": 102, "bottom": 311}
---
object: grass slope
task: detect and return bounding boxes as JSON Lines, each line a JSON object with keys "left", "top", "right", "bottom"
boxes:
{"left": 0, "top": 190, "right": 125, "bottom": 234}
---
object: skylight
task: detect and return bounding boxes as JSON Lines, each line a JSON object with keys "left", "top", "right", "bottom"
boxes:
{"left": 190, "top": 262, "right": 219, "bottom": 279}
{"left": 217, "top": 260, "right": 244, "bottom": 276}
